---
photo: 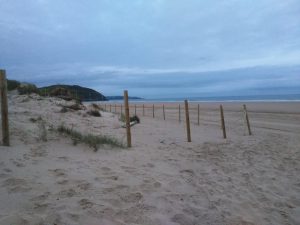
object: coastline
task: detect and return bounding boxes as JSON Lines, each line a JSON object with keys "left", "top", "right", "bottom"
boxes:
{"left": 96, "top": 101, "right": 300, "bottom": 114}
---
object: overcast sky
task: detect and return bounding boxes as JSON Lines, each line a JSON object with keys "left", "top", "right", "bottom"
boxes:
{"left": 1, "top": 0, "right": 300, "bottom": 98}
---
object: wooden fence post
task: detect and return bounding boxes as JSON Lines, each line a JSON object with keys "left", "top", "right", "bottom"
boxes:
{"left": 0, "top": 70, "right": 9, "bottom": 146}
{"left": 152, "top": 104, "right": 155, "bottom": 118}
{"left": 135, "top": 104, "right": 137, "bottom": 116}
{"left": 110, "top": 104, "right": 111, "bottom": 112}
{"left": 220, "top": 105, "right": 227, "bottom": 139}
{"left": 163, "top": 104, "right": 165, "bottom": 120}
{"left": 124, "top": 90, "right": 131, "bottom": 147}
{"left": 121, "top": 105, "right": 123, "bottom": 114}
{"left": 197, "top": 104, "right": 200, "bottom": 125}
{"left": 184, "top": 100, "right": 191, "bottom": 142}
{"left": 143, "top": 104, "right": 145, "bottom": 116}
{"left": 114, "top": 104, "right": 116, "bottom": 113}
{"left": 179, "top": 104, "right": 181, "bottom": 122}
{"left": 243, "top": 104, "right": 252, "bottom": 135}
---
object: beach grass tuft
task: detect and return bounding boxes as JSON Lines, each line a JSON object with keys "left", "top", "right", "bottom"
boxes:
{"left": 57, "top": 124, "right": 124, "bottom": 151}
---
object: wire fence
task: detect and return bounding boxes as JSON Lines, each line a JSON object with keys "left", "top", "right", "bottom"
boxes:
{"left": 97, "top": 102, "right": 251, "bottom": 137}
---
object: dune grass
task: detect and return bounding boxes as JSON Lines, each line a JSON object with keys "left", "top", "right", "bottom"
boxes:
{"left": 57, "top": 124, "right": 124, "bottom": 151}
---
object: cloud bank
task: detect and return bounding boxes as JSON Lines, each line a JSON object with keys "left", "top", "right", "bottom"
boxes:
{"left": 0, "top": 0, "right": 299, "bottom": 97}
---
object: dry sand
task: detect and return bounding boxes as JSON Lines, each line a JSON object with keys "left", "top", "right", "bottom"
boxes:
{"left": 0, "top": 93, "right": 299, "bottom": 225}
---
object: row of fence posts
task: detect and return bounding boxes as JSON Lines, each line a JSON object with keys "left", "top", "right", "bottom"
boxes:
{"left": 0, "top": 71, "right": 252, "bottom": 148}
{"left": 119, "top": 90, "right": 252, "bottom": 147}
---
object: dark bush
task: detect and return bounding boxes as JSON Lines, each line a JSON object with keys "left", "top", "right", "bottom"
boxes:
{"left": 67, "top": 103, "right": 84, "bottom": 111}
{"left": 50, "top": 87, "right": 70, "bottom": 96}
{"left": 130, "top": 115, "right": 140, "bottom": 123}
{"left": 18, "top": 83, "right": 39, "bottom": 95}
{"left": 60, "top": 106, "right": 68, "bottom": 113}
{"left": 87, "top": 109, "right": 101, "bottom": 117}
{"left": 7, "top": 80, "right": 20, "bottom": 91}
{"left": 91, "top": 103, "right": 101, "bottom": 110}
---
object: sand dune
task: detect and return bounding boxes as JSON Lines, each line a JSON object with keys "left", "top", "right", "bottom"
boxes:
{"left": 0, "top": 93, "right": 299, "bottom": 225}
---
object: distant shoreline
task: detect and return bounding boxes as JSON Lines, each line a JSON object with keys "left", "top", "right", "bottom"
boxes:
{"left": 104, "top": 99, "right": 300, "bottom": 103}
{"left": 85, "top": 100, "right": 300, "bottom": 114}
{"left": 98, "top": 94, "right": 300, "bottom": 103}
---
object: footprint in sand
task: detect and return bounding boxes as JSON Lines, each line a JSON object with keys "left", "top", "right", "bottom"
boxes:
{"left": 57, "top": 156, "right": 69, "bottom": 162}
{"left": 168, "top": 180, "right": 183, "bottom": 187}
{"left": 78, "top": 198, "right": 94, "bottom": 209}
{"left": 143, "top": 163, "right": 155, "bottom": 168}
{"left": 171, "top": 213, "right": 196, "bottom": 225}
{"left": 120, "top": 166, "right": 135, "bottom": 172}
{"left": 0, "top": 215, "right": 30, "bottom": 225}
{"left": 102, "top": 184, "right": 129, "bottom": 194}
{"left": 67, "top": 213, "right": 80, "bottom": 222}
{"left": 94, "top": 175, "right": 119, "bottom": 182}
{"left": 10, "top": 159, "right": 25, "bottom": 168}
{"left": 56, "top": 179, "right": 69, "bottom": 185}
{"left": 33, "top": 202, "right": 51, "bottom": 213}
{"left": 120, "top": 166, "right": 141, "bottom": 176}
{"left": 140, "top": 178, "right": 162, "bottom": 192}
{"left": 49, "top": 168, "right": 66, "bottom": 177}
{"left": 180, "top": 169, "right": 196, "bottom": 185}
{"left": 43, "top": 213, "right": 63, "bottom": 225}
{"left": 57, "top": 188, "right": 77, "bottom": 198}
{"left": 31, "top": 191, "right": 51, "bottom": 202}
{"left": 3, "top": 168, "right": 12, "bottom": 173}
{"left": 1, "top": 177, "right": 31, "bottom": 193}
{"left": 101, "top": 166, "right": 112, "bottom": 173}
{"left": 76, "top": 180, "right": 92, "bottom": 191}
{"left": 0, "top": 168, "right": 12, "bottom": 179}
{"left": 120, "top": 192, "right": 143, "bottom": 203}
{"left": 29, "top": 145, "right": 47, "bottom": 157}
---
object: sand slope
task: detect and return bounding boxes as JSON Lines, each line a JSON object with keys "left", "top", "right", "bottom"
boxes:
{"left": 0, "top": 94, "right": 299, "bottom": 225}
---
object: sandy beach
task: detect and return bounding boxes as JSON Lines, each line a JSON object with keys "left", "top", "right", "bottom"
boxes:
{"left": 0, "top": 93, "right": 299, "bottom": 225}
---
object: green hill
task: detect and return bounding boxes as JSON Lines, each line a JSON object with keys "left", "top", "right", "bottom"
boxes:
{"left": 39, "top": 85, "right": 107, "bottom": 101}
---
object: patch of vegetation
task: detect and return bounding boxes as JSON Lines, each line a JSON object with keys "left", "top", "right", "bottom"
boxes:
{"left": 60, "top": 103, "right": 84, "bottom": 111}
{"left": 60, "top": 106, "right": 68, "bottom": 113}
{"left": 57, "top": 124, "right": 124, "bottom": 151}
{"left": 49, "top": 87, "right": 73, "bottom": 100}
{"left": 18, "top": 83, "right": 39, "bottom": 95}
{"left": 119, "top": 114, "right": 140, "bottom": 123}
{"left": 39, "top": 84, "right": 107, "bottom": 101}
{"left": 87, "top": 109, "right": 101, "bottom": 117}
{"left": 130, "top": 115, "right": 140, "bottom": 123}
{"left": 91, "top": 103, "right": 101, "bottom": 110}
{"left": 7, "top": 80, "right": 21, "bottom": 91}
{"left": 119, "top": 113, "right": 126, "bottom": 122}
{"left": 29, "top": 116, "right": 42, "bottom": 123}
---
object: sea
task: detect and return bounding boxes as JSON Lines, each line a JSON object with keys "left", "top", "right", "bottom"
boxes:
{"left": 105, "top": 94, "right": 300, "bottom": 103}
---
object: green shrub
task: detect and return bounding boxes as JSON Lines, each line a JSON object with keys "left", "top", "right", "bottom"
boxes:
{"left": 60, "top": 106, "right": 68, "bottom": 113}
{"left": 62, "top": 103, "right": 84, "bottom": 111}
{"left": 130, "top": 115, "right": 140, "bottom": 123}
{"left": 87, "top": 109, "right": 101, "bottom": 117}
{"left": 18, "top": 83, "right": 39, "bottom": 95}
{"left": 57, "top": 124, "right": 124, "bottom": 151}
{"left": 91, "top": 103, "right": 101, "bottom": 110}
{"left": 7, "top": 80, "right": 20, "bottom": 91}
{"left": 119, "top": 114, "right": 140, "bottom": 123}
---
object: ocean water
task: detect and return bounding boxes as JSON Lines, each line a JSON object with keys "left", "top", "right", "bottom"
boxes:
{"left": 106, "top": 94, "right": 300, "bottom": 103}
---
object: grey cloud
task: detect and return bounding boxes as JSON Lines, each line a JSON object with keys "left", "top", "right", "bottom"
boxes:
{"left": 1, "top": 0, "right": 300, "bottom": 98}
